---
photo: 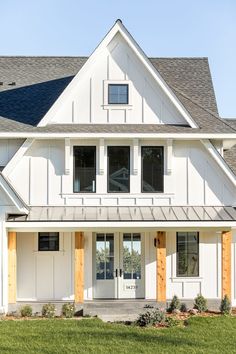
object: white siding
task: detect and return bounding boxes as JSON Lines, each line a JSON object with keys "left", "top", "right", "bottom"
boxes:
{"left": 0, "top": 139, "right": 24, "bottom": 168}
{"left": 7, "top": 139, "right": 236, "bottom": 207}
{"left": 49, "top": 33, "right": 187, "bottom": 126}
{"left": 17, "top": 232, "right": 74, "bottom": 301}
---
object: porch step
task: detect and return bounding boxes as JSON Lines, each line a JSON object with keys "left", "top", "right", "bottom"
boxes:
{"left": 83, "top": 300, "right": 165, "bottom": 321}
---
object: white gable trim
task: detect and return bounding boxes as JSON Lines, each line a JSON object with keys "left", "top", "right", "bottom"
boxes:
{"left": 37, "top": 20, "right": 198, "bottom": 128}
{"left": 3, "top": 138, "right": 34, "bottom": 177}
{"left": 0, "top": 174, "right": 29, "bottom": 213}
{"left": 201, "top": 139, "right": 236, "bottom": 186}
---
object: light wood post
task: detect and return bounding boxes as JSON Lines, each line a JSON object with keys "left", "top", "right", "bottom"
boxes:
{"left": 74, "top": 232, "right": 84, "bottom": 303}
{"left": 8, "top": 232, "right": 17, "bottom": 304}
{"left": 222, "top": 231, "right": 232, "bottom": 299}
{"left": 156, "top": 231, "right": 166, "bottom": 302}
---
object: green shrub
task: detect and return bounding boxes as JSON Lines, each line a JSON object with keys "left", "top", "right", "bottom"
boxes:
{"left": 194, "top": 294, "right": 207, "bottom": 312}
{"left": 20, "top": 305, "right": 32, "bottom": 317}
{"left": 180, "top": 303, "right": 188, "bottom": 313}
{"left": 42, "top": 303, "right": 56, "bottom": 318}
{"left": 169, "top": 295, "right": 180, "bottom": 312}
{"left": 220, "top": 295, "right": 231, "bottom": 315}
{"left": 165, "top": 316, "right": 180, "bottom": 327}
{"left": 137, "top": 308, "right": 166, "bottom": 327}
{"left": 61, "top": 303, "right": 75, "bottom": 318}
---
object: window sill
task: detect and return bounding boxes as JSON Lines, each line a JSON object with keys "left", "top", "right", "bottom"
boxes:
{"left": 170, "top": 277, "right": 203, "bottom": 282}
{"left": 33, "top": 251, "right": 65, "bottom": 254}
{"left": 102, "top": 104, "right": 133, "bottom": 110}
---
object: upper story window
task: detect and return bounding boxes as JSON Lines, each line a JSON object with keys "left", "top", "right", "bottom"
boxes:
{"left": 108, "top": 146, "right": 130, "bottom": 193}
{"left": 176, "top": 232, "right": 199, "bottom": 277}
{"left": 141, "top": 147, "right": 164, "bottom": 192}
{"left": 38, "top": 232, "right": 59, "bottom": 251}
{"left": 108, "top": 84, "right": 129, "bottom": 104}
{"left": 74, "top": 146, "right": 96, "bottom": 193}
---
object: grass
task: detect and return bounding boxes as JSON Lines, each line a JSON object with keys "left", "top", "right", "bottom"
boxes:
{"left": 0, "top": 316, "right": 236, "bottom": 353}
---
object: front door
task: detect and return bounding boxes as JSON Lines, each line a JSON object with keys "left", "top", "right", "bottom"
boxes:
{"left": 93, "top": 233, "right": 145, "bottom": 299}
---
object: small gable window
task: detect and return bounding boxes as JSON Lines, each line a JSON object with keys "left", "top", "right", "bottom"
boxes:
{"left": 38, "top": 232, "right": 59, "bottom": 251}
{"left": 108, "top": 84, "right": 129, "bottom": 104}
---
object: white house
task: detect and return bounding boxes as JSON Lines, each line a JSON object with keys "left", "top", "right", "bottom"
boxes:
{"left": 0, "top": 20, "right": 236, "bottom": 315}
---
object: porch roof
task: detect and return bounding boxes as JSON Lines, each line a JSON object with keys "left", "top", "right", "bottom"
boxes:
{"left": 7, "top": 206, "right": 236, "bottom": 222}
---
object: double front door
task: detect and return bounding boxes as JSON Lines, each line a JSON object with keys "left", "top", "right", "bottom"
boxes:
{"left": 94, "top": 233, "right": 145, "bottom": 299}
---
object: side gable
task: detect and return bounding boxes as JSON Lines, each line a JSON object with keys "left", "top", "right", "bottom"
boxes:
{"left": 38, "top": 20, "right": 198, "bottom": 128}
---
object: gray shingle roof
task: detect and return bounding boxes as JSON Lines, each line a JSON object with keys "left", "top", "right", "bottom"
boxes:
{"left": 0, "top": 56, "right": 234, "bottom": 134}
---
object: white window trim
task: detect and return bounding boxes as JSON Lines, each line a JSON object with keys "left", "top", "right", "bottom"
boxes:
{"left": 103, "top": 80, "right": 133, "bottom": 110}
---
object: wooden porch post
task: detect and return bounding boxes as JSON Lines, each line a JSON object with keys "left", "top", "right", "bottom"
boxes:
{"left": 8, "top": 232, "right": 17, "bottom": 304}
{"left": 156, "top": 231, "right": 166, "bottom": 302}
{"left": 222, "top": 231, "right": 232, "bottom": 299}
{"left": 74, "top": 232, "right": 84, "bottom": 303}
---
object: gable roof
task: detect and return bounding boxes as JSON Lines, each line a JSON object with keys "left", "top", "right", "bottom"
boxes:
{"left": 0, "top": 56, "right": 234, "bottom": 134}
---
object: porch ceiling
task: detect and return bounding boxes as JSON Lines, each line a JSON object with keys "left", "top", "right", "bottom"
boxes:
{"left": 7, "top": 206, "right": 236, "bottom": 222}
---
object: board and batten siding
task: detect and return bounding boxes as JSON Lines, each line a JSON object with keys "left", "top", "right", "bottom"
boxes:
{"left": 7, "top": 139, "right": 236, "bottom": 207}
{"left": 17, "top": 232, "right": 74, "bottom": 301}
{"left": 16, "top": 231, "right": 226, "bottom": 302}
{"left": 48, "top": 33, "right": 186, "bottom": 126}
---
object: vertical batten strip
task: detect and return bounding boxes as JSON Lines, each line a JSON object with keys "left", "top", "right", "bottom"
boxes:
{"left": 75, "top": 232, "right": 84, "bottom": 303}
{"left": 8, "top": 232, "right": 17, "bottom": 304}
{"left": 222, "top": 230, "right": 232, "bottom": 299}
{"left": 156, "top": 231, "right": 166, "bottom": 302}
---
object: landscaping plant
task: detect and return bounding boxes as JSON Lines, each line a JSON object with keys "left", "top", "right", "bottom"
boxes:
{"left": 220, "top": 295, "right": 231, "bottom": 315}
{"left": 180, "top": 303, "right": 188, "bottom": 313}
{"left": 169, "top": 295, "right": 180, "bottom": 313}
{"left": 42, "top": 303, "right": 56, "bottom": 318}
{"left": 20, "top": 305, "right": 33, "bottom": 317}
{"left": 61, "top": 303, "right": 75, "bottom": 318}
{"left": 194, "top": 294, "right": 207, "bottom": 312}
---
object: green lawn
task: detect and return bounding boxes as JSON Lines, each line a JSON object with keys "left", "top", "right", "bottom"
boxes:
{"left": 0, "top": 316, "right": 236, "bottom": 353}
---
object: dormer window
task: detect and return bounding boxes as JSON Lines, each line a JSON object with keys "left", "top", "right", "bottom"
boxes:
{"left": 108, "top": 84, "right": 129, "bottom": 104}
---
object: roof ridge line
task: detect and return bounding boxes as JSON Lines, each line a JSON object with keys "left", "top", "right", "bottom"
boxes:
{"left": 171, "top": 87, "right": 236, "bottom": 132}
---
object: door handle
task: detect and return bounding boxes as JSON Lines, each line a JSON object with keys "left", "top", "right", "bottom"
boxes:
{"left": 115, "top": 269, "right": 118, "bottom": 277}
{"left": 119, "top": 269, "right": 123, "bottom": 277}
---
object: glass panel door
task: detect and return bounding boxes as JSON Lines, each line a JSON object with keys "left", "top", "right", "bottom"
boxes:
{"left": 94, "top": 233, "right": 119, "bottom": 299}
{"left": 96, "top": 234, "right": 114, "bottom": 280}
{"left": 119, "top": 233, "right": 144, "bottom": 299}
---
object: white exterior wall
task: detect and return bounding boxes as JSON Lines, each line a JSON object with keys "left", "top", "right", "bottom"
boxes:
{"left": 166, "top": 231, "right": 221, "bottom": 300}
{"left": 49, "top": 33, "right": 186, "bottom": 126}
{"left": 16, "top": 230, "right": 228, "bottom": 302}
{"left": 0, "top": 139, "right": 24, "bottom": 168}
{"left": 17, "top": 232, "right": 74, "bottom": 301}
{"left": 7, "top": 139, "right": 236, "bottom": 207}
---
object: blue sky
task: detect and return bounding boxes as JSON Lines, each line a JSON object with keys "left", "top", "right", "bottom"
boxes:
{"left": 1, "top": 0, "right": 235, "bottom": 117}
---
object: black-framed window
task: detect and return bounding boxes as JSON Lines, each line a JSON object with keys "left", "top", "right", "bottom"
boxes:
{"left": 141, "top": 146, "right": 164, "bottom": 192}
{"left": 108, "top": 146, "right": 130, "bottom": 193}
{"left": 74, "top": 146, "right": 96, "bottom": 193}
{"left": 108, "top": 84, "right": 129, "bottom": 104}
{"left": 176, "top": 232, "right": 199, "bottom": 277}
{"left": 38, "top": 232, "right": 59, "bottom": 251}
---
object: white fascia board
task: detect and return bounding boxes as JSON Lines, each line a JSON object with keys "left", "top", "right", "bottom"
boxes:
{"left": 3, "top": 138, "right": 34, "bottom": 177}
{"left": 201, "top": 139, "right": 236, "bottom": 186}
{"left": 37, "top": 21, "right": 197, "bottom": 128}
{"left": 0, "top": 133, "right": 235, "bottom": 140}
{"left": 5, "top": 221, "right": 236, "bottom": 231}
